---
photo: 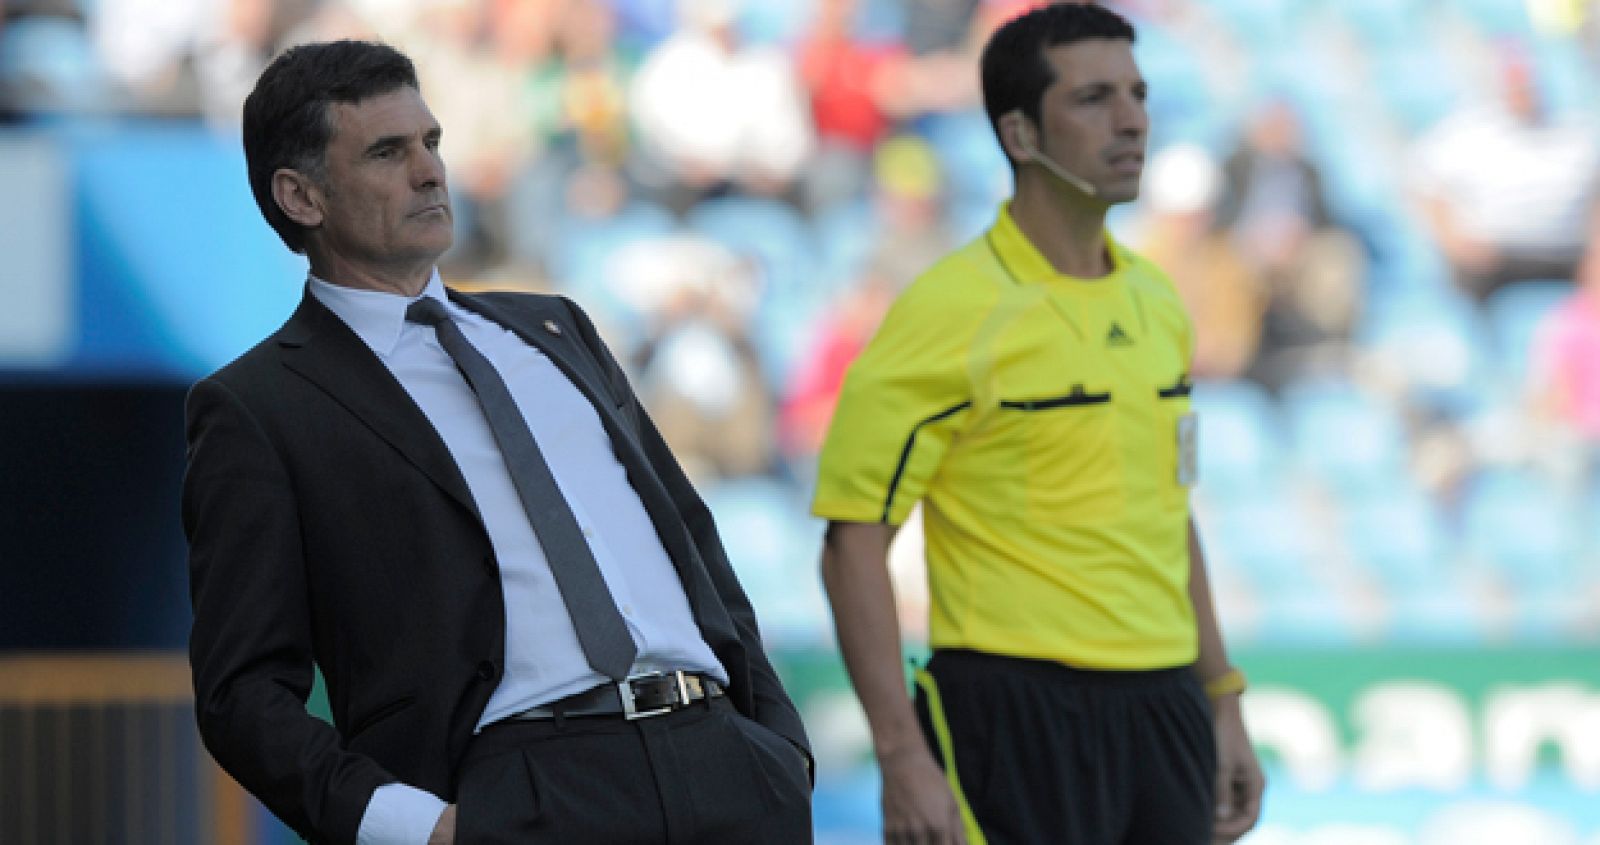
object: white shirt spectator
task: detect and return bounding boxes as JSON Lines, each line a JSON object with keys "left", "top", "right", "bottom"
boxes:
{"left": 630, "top": 21, "right": 814, "bottom": 187}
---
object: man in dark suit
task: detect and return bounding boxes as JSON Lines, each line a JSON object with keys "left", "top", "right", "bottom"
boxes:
{"left": 183, "top": 40, "right": 811, "bottom": 845}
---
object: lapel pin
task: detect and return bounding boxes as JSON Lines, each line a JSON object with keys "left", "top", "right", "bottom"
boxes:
{"left": 543, "top": 320, "right": 562, "bottom": 336}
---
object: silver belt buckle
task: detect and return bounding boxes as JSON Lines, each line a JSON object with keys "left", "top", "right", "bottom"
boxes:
{"left": 620, "top": 671, "right": 691, "bottom": 720}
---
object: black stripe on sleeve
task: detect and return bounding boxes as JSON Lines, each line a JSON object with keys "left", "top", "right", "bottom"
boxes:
{"left": 1157, "top": 374, "right": 1192, "bottom": 398}
{"left": 881, "top": 402, "right": 971, "bottom": 523}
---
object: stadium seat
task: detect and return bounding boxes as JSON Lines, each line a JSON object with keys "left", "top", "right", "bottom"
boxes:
{"left": 687, "top": 195, "right": 817, "bottom": 296}
{"left": 1460, "top": 470, "right": 1581, "bottom": 589}
{"left": 0, "top": 16, "right": 105, "bottom": 113}
{"left": 813, "top": 199, "right": 878, "bottom": 293}
{"left": 919, "top": 112, "right": 1008, "bottom": 209}
{"left": 1339, "top": 486, "right": 1488, "bottom": 642}
{"left": 1192, "top": 379, "right": 1284, "bottom": 499}
{"left": 1209, "top": 490, "right": 1327, "bottom": 594}
{"left": 1208, "top": 488, "right": 1365, "bottom": 645}
{"left": 687, "top": 196, "right": 828, "bottom": 388}
{"left": 1483, "top": 279, "right": 1574, "bottom": 384}
{"left": 1133, "top": 27, "right": 1224, "bottom": 149}
{"left": 1341, "top": 486, "right": 1448, "bottom": 594}
{"left": 1372, "top": 49, "right": 1461, "bottom": 134}
{"left": 702, "top": 476, "right": 830, "bottom": 646}
{"left": 1453, "top": 0, "right": 1535, "bottom": 36}
{"left": 1357, "top": 284, "right": 1490, "bottom": 416}
{"left": 547, "top": 201, "right": 676, "bottom": 294}
{"left": 1336, "top": 0, "right": 1426, "bottom": 50}
{"left": 1282, "top": 380, "right": 1409, "bottom": 496}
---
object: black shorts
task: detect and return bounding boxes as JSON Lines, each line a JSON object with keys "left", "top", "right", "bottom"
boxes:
{"left": 913, "top": 649, "right": 1216, "bottom": 845}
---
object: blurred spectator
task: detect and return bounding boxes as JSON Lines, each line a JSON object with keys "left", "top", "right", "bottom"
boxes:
{"left": 0, "top": 0, "right": 106, "bottom": 118}
{"left": 887, "top": 0, "right": 1030, "bottom": 117}
{"left": 502, "top": 0, "right": 639, "bottom": 272}
{"left": 400, "top": 0, "right": 551, "bottom": 273}
{"left": 1411, "top": 43, "right": 1600, "bottom": 302}
{"left": 865, "top": 134, "right": 955, "bottom": 285}
{"left": 796, "top": 0, "right": 913, "bottom": 210}
{"left": 1217, "top": 98, "right": 1364, "bottom": 391}
{"left": 903, "top": 0, "right": 979, "bottom": 55}
{"left": 780, "top": 134, "right": 951, "bottom": 458}
{"left": 607, "top": 234, "right": 775, "bottom": 481}
{"left": 629, "top": 0, "right": 814, "bottom": 211}
{"left": 537, "top": 1, "right": 633, "bottom": 163}
{"left": 91, "top": 0, "right": 207, "bottom": 114}
{"left": 1531, "top": 209, "right": 1600, "bottom": 442}
{"left": 193, "top": 0, "right": 318, "bottom": 132}
{"left": 798, "top": 0, "right": 905, "bottom": 152}
{"left": 780, "top": 263, "right": 898, "bottom": 459}
{"left": 1135, "top": 143, "right": 1263, "bottom": 380}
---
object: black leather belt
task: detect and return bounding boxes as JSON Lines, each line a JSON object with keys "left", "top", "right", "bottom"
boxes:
{"left": 508, "top": 671, "right": 724, "bottom": 721}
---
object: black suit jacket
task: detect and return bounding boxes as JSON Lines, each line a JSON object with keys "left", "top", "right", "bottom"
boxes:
{"left": 182, "top": 287, "right": 809, "bottom": 844}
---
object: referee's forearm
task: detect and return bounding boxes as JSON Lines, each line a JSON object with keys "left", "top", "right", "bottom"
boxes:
{"left": 820, "top": 520, "right": 924, "bottom": 759}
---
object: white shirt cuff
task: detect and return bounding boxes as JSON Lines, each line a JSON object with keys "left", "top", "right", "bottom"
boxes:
{"left": 356, "top": 783, "right": 449, "bottom": 845}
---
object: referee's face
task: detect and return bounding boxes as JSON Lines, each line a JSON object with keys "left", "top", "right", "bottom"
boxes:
{"left": 1033, "top": 39, "right": 1149, "bottom": 204}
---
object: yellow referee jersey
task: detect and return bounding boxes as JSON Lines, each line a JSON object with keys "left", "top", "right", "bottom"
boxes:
{"left": 812, "top": 203, "right": 1199, "bottom": 670}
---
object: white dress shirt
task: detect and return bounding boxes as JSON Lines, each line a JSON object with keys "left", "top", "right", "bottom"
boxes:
{"left": 307, "top": 274, "right": 727, "bottom": 845}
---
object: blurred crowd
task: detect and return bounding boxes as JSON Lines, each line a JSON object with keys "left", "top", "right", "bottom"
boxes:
{"left": 4, "top": 0, "right": 1600, "bottom": 641}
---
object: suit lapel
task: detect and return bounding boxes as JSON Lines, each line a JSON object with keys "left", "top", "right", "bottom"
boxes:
{"left": 276, "top": 291, "right": 482, "bottom": 522}
{"left": 449, "top": 291, "right": 621, "bottom": 417}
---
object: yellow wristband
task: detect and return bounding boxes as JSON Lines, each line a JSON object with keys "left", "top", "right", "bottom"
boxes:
{"left": 1203, "top": 667, "right": 1247, "bottom": 699}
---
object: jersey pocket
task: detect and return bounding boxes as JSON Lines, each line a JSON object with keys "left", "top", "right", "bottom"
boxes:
{"left": 1000, "top": 386, "right": 1123, "bottom": 524}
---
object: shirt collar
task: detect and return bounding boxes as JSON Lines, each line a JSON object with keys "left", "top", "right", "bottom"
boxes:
{"left": 307, "top": 270, "right": 448, "bottom": 356}
{"left": 985, "top": 200, "right": 1125, "bottom": 285}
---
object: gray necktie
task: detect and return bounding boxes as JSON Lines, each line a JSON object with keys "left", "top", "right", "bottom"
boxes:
{"left": 405, "top": 296, "right": 637, "bottom": 681}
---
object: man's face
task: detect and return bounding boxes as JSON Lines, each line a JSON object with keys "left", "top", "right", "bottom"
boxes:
{"left": 1031, "top": 39, "right": 1149, "bottom": 204}
{"left": 310, "top": 86, "right": 453, "bottom": 276}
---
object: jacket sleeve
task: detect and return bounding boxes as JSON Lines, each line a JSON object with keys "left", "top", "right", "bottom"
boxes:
{"left": 183, "top": 376, "right": 395, "bottom": 844}
{"left": 558, "top": 297, "right": 814, "bottom": 777}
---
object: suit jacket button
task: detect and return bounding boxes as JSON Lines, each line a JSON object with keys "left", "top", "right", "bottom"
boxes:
{"left": 476, "top": 661, "right": 496, "bottom": 681}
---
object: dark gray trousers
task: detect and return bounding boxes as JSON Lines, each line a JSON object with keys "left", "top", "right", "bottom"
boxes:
{"left": 455, "top": 696, "right": 812, "bottom": 843}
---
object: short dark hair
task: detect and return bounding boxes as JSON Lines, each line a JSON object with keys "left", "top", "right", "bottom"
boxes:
{"left": 980, "top": 4, "right": 1137, "bottom": 153}
{"left": 242, "top": 40, "right": 420, "bottom": 254}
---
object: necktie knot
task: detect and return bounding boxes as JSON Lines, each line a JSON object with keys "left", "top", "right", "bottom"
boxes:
{"left": 406, "top": 296, "right": 450, "bottom": 328}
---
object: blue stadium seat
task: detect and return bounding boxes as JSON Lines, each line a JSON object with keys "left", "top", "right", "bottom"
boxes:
{"left": 1209, "top": 490, "right": 1363, "bottom": 644}
{"left": 1200, "top": 0, "right": 1297, "bottom": 53}
{"left": 1209, "top": 490, "right": 1326, "bottom": 594}
{"left": 687, "top": 196, "right": 826, "bottom": 388}
{"left": 702, "top": 476, "right": 829, "bottom": 646}
{"left": 687, "top": 196, "right": 817, "bottom": 297}
{"left": 1340, "top": 481, "right": 1496, "bottom": 642}
{"left": 1534, "top": 36, "right": 1599, "bottom": 115}
{"left": 1282, "top": 380, "right": 1409, "bottom": 495}
{"left": 1484, "top": 279, "right": 1574, "bottom": 383}
{"left": 1462, "top": 470, "right": 1581, "bottom": 589}
{"left": 919, "top": 112, "right": 1008, "bottom": 208}
{"left": 1372, "top": 49, "right": 1461, "bottom": 133}
{"left": 1191, "top": 379, "right": 1284, "bottom": 499}
{"left": 1453, "top": 0, "right": 1535, "bottom": 36}
{"left": 0, "top": 16, "right": 105, "bottom": 113}
{"left": 1357, "top": 284, "right": 1490, "bottom": 416}
{"left": 1336, "top": 0, "right": 1427, "bottom": 50}
{"left": 1133, "top": 27, "right": 1224, "bottom": 149}
{"left": 813, "top": 199, "right": 878, "bottom": 293}
{"left": 544, "top": 201, "right": 676, "bottom": 336}
{"left": 1341, "top": 486, "right": 1448, "bottom": 594}
{"left": 547, "top": 201, "right": 675, "bottom": 291}
{"left": 1461, "top": 470, "right": 1583, "bottom": 638}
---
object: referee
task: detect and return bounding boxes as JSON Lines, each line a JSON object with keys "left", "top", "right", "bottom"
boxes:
{"left": 812, "top": 6, "right": 1263, "bottom": 844}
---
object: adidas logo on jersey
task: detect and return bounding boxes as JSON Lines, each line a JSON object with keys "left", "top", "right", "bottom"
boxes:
{"left": 1106, "top": 322, "right": 1134, "bottom": 347}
